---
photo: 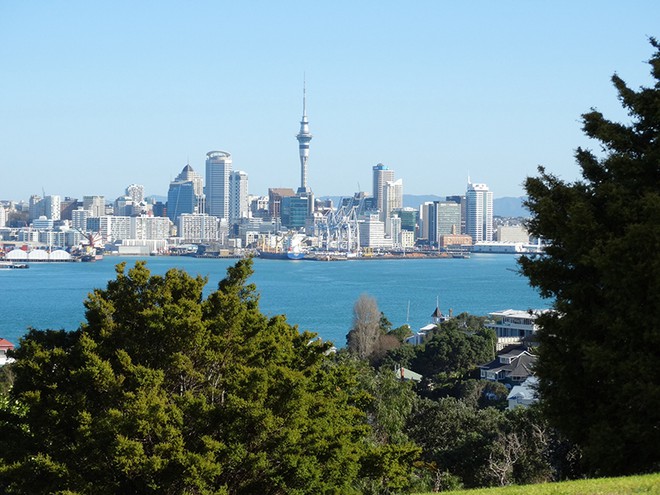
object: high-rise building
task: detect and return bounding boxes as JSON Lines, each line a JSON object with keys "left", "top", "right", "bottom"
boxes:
{"left": 229, "top": 170, "right": 249, "bottom": 224}
{"left": 296, "top": 82, "right": 313, "bottom": 193}
{"left": 205, "top": 151, "right": 232, "bottom": 220}
{"left": 125, "top": 184, "right": 145, "bottom": 203}
{"left": 372, "top": 163, "right": 394, "bottom": 216}
{"left": 168, "top": 164, "right": 205, "bottom": 222}
{"left": 43, "top": 195, "right": 61, "bottom": 221}
{"left": 466, "top": 181, "right": 494, "bottom": 242}
{"left": 268, "top": 188, "right": 296, "bottom": 220}
{"left": 383, "top": 179, "right": 403, "bottom": 222}
{"left": 446, "top": 195, "right": 467, "bottom": 234}
{"left": 83, "top": 196, "right": 105, "bottom": 217}
{"left": 434, "top": 201, "right": 462, "bottom": 244}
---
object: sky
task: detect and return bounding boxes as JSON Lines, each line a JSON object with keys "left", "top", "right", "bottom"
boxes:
{"left": 1, "top": 1, "right": 659, "bottom": 202}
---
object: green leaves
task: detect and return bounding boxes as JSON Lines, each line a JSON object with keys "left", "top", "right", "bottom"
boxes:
{"left": 522, "top": 40, "right": 660, "bottom": 475}
{"left": 0, "top": 258, "right": 416, "bottom": 494}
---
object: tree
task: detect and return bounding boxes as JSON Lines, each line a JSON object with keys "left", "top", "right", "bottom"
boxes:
{"left": 0, "top": 259, "right": 410, "bottom": 494}
{"left": 520, "top": 39, "right": 660, "bottom": 475}
{"left": 411, "top": 317, "right": 495, "bottom": 380}
{"left": 346, "top": 294, "right": 382, "bottom": 360}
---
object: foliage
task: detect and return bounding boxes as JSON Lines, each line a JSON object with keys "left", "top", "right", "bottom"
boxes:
{"left": 520, "top": 39, "right": 660, "bottom": 475}
{"left": 411, "top": 317, "right": 495, "bottom": 381}
{"left": 407, "top": 397, "right": 506, "bottom": 488}
{"left": 0, "top": 259, "right": 415, "bottom": 494}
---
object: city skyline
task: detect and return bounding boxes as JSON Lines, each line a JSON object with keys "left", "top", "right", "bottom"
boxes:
{"left": 2, "top": 2, "right": 660, "bottom": 201}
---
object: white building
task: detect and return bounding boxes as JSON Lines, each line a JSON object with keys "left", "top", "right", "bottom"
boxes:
{"left": 205, "top": 151, "right": 232, "bottom": 221}
{"left": 178, "top": 213, "right": 220, "bottom": 243}
{"left": 496, "top": 225, "right": 529, "bottom": 243}
{"left": 358, "top": 214, "right": 392, "bottom": 249}
{"left": 0, "top": 206, "right": 6, "bottom": 227}
{"left": 125, "top": 184, "right": 145, "bottom": 203}
{"left": 132, "top": 216, "right": 171, "bottom": 240}
{"left": 466, "top": 181, "right": 493, "bottom": 242}
{"left": 486, "top": 309, "right": 547, "bottom": 350}
{"left": 44, "top": 195, "right": 61, "bottom": 221}
{"left": 383, "top": 178, "right": 403, "bottom": 222}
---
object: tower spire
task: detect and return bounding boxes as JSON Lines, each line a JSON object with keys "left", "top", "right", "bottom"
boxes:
{"left": 296, "top": 77, "right": 313, "bottom": 193}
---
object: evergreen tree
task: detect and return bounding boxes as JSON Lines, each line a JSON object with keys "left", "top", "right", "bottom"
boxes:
{"left": 0, "top": 259, "right": 412, "bottom": 494}
{"left": 520, "top": 39, "right": 660, "bottom": 475}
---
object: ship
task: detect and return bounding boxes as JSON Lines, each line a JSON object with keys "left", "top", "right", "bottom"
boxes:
{"left": 258, "top": 233, "right": 307, "bottom": 260}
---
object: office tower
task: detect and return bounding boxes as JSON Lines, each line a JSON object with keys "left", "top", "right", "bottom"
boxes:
{"left": 434, "top": 201, "right": 462, "bottom": 242}
{"left": 205, "top": 151, "right": 232, "bottom": 220}
{"left": 446, "top": 195, "right": 467, "bottom": 234}
{"left": 296, "top": 82, "right": 313, "bottom": 193}
{"left": 0, "top": 206, "right": 5, "bottom": 228}
{"left": 83, "top": 196, "right": 106, "bottom": 217}
{"left": 268, "top": 188, "right": 296, "bottom": 220}
{"left": 28, "top": 195, "right": 43, "bottom": 221}
{"left": 72, "top": 208, "right": 90, "bottom": 231}
{"left": 372, "top": 163, "right": 395, "bottom": 216}
{"left": 383, "top": 179, "right": 403, "bottom": 222}
{"left": 125, "top": 184, "right": 145, "bottom": 203}
{"left": 43, "top": 195, "right": 61, "bottom": 221}
{"left": 229, "top": 170, "right": 249, "bottom": 224}
{"left": 466, "top": 180, "right": 494, "bottom": 242}
{"left": 168, "top": 164, "right": 205, "bottom": 222}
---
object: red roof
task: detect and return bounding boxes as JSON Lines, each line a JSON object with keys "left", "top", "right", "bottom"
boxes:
{"left": 0, "top": 338, "right": 14, "bottom": 350}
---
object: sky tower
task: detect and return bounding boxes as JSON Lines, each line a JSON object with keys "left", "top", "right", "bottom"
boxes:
{"left": 296, "top": 81, "right": 313, "bottom": 193}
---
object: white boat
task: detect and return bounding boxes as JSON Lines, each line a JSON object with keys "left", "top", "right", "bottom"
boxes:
{"left": 0, "top": 261, "right": 29, "bottom": 269}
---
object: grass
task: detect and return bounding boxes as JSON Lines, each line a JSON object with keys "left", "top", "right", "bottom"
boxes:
{"left": 414, "top": 472, "right": 660, "bottom": 495}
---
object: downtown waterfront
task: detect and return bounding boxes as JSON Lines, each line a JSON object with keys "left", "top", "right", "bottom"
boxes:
{"left": 0, "top": 254, "right": 548, "bottom": 348}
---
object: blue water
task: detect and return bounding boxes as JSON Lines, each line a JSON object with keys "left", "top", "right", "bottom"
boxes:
{"left": 0, "top": 255, "right": 548, "bottom": 347}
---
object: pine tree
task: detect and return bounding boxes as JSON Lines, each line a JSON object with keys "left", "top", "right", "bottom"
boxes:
{"left": 520, "top": 39, "right": 660, "bottom": 475}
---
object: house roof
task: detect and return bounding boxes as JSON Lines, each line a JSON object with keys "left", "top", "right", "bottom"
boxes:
{"left": 507, "top": 376, "right": 539, "bottom": 401}
{"left": 0, "top": 338, "right": 14, "bottom": 349}
{"left": 480, "top": 353, "right": 537, "bottom": 379}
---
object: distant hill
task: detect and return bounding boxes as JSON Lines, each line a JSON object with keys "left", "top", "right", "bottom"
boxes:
{"left": 493, "top": 197, "right": 529, "bottom": 217}
{"left": 402, "top": 195, "right": 528, "bottom": 218}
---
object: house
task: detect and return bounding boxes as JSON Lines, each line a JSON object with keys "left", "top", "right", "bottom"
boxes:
{"left": 479, "top": 345, "right": 536, "bottom": 385}
{"left": 485, "top": 309, "right": 548, "bottom": 351}
{"left": 405, "top": 304, "right": 453, "bottom": 345}
{"left": 0, "top": 338, "right": 15, "bottom": 366}
{"left": 507, "top": 376, "right": 539, "bottom": 409}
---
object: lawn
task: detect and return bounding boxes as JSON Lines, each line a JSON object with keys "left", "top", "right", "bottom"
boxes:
{"left": 414, "top": 473, "right": 660, "bottom": 495}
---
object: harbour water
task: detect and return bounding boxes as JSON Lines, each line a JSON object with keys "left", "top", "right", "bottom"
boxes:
{"left": 0, "top": 254, "right": 548, "bottom": 348}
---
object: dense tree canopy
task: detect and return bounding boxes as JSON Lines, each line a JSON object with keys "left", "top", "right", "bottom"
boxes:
{"left": 0, "top": 259, "right": 414, "bottom": 494}
{"left": 520, "top": 39, "right": 660, "bottom": 475}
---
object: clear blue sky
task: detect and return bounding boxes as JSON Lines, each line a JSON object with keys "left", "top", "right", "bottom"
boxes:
{"left": 1, "top": 1, "right": 659, "bottom": 202}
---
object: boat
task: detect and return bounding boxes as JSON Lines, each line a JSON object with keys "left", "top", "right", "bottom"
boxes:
{"left": 258, "top": 233, "right": 308, "bottom": 260}
{"left": 0, "top": 261, "right": 29, "bottom": 269}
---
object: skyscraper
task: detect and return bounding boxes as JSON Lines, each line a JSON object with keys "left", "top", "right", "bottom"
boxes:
{"left": 296, "top": 82, "right": 313, "bottom": 193}
{"left": 168, "top": 164, "right": 205, "bottom": 222}
{"left": 205, "top": 151, "right": 232, "bottom": 220}
{"left": 383, "top": 179, "right": 403, "bottom": 222}
{"left": 466, "top": 180, "right": 493, "bottom": 242}
{"left": 125, "top": 184, "right": 145, "bottom": 203}
{"left": 372, "top": 163, "right": 395, "bottom": 218}
{"left": 229, "top": 170, "right": 249, "bottom": 224}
